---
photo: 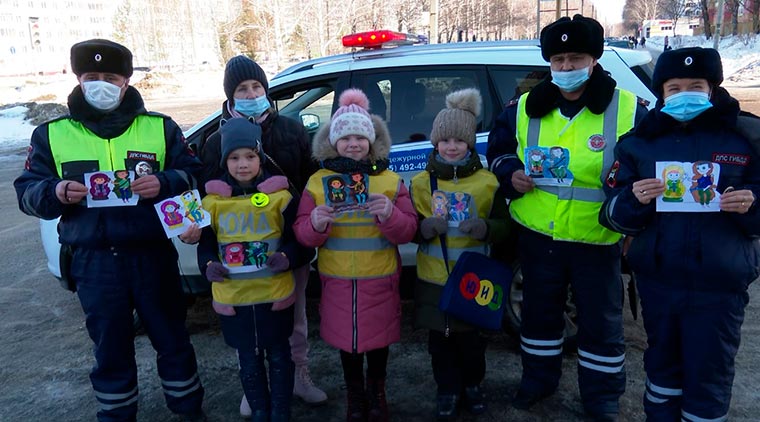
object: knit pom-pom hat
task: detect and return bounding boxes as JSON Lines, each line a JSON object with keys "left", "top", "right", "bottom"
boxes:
{"left": 328, "top": 88, "right": 376, "bottom": 145}
{"left": 430, "top": 88, "right": 482, "bottom": 149}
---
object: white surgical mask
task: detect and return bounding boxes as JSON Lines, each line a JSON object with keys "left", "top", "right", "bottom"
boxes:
{"left": 550, "top": 67, "right": 591, "bottom": 92}
{"left": 82, "top": 80, "right": 124, "bottom": 112}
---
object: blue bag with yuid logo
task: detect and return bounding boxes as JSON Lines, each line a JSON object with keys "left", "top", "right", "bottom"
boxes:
{"left": 438, "top": 251, "right": 512, "bottom": 331}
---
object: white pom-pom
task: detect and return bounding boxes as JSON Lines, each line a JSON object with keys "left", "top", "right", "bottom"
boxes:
{"left": 445, "top": 88, "right": 482, "bottom": 117}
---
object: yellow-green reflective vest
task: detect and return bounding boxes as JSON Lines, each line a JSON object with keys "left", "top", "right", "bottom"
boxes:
{"left": 510, "top": 88, "right": 636, "bottom": 244}
{"left": 47, "top": 115, "right": 166, "bottom": 176}
{"left": 203, "top": 190, "right": 295, "bottom": 306}
{"left": 306, "top": 169, "right": 401, "bottom": 279}
{"left": 410, "top": 169, "right": 499, "bottom": 285}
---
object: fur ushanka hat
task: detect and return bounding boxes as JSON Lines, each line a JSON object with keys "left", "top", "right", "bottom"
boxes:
{"left": 540, "top": 14, "right": 604, "bottom": 62}
{"left": 651, "top": 47, "right": 723, "bottom": 101}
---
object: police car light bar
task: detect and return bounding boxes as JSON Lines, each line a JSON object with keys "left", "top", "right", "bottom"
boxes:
{"left": 342, "top": 30, "right": 421, "bottom": 49}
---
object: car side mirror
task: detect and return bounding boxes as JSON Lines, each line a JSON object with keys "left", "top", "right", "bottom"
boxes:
{"left": 300, "top": 113, "right": 320, "bottom": 131}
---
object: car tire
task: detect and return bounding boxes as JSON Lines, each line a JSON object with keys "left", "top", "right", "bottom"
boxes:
{"left": 503, "top": 262, "right": 579, "bottom": 353}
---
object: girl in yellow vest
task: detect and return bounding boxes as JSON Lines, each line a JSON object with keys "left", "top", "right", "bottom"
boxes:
{"left": 293, "top": 89, "right": 418, "bottom": 422}
{"left": 196, "top": 117, "right": 303, "bottom": 422}
{"left": 409, "top": 88, "right": 510, "bottom": 421}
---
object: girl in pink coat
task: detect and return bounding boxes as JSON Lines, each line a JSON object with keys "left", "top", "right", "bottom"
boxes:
{"left": 294, "top": 89, "right": 417, "bottom": 422}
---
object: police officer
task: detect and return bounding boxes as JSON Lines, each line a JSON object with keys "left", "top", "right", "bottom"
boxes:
{"left": 486, "top": 15, "right": 648, "bottom": 421}
{"left": 600, "top": 47, "right": 760, "bottom": 422}
{"left": 14, "top": 39, "right": 205, "bottom": 421}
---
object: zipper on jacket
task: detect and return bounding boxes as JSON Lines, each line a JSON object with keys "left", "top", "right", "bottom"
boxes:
{"left": 453, "top": 167, "right": 459, "bottom": 184}
{"left": 444, "top": 314, "right": 450, "bottom": 338}
{"left": 352, "top": 279, "right": 358, "bottom": 353}
{"left": 252, "top": 304, "right": 260, "bottom": 356}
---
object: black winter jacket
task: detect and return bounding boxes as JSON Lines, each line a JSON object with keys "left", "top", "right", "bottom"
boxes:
{"left": 599, "top": 87, "right": 760, "bottom": 292}
{"left": 14, "top": 86, "right": 201, "bottom": 249}
{"left": 199, "top": 101, "right": 318, "bottom": 194}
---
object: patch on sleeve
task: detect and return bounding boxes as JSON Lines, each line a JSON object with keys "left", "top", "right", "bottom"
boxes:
{"left": 606, "top": 160, "right": 620, "bottom": 188}
{"left": 24, "top": 145, "right": 33, "bottom": 170}
{"left": 637, "top": 96, "right": 650, "bottom": 108}
{"left": 712, "top": 153, "right": 749, "bottom": 166}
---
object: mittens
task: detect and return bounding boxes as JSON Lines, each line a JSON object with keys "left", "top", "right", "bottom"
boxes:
{"left": 266, "top": 252, "right": 290, "bottom": 273}
{"left": 205, "top": 180, "right": 232, "bottom": 197}
{"left": 205, "top": 261, "right": 229, "bottom": 282}
{"left": 458, "top": 218, "right": 488, "bottom": 240}
{"left": 367, "top": 193, "right": 394, "bottom": 222}
{"left": 310, "top": 205, "right": 335, "bottom": 233}
{"left": 419, "top": 217, "right": 448, "bottom": 240}
{"left": 257, "top": 175, "right": 289, "bottom": 194}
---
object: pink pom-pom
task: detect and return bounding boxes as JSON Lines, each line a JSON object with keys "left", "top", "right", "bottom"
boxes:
{"left": 338, "top": 88, "right": 370, "bottom": 110}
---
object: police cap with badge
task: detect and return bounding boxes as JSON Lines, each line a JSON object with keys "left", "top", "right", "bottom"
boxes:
{"left": 651, "top": 47, "right": 723, "bottom": 100}
{"left": 70, "top": 39, "right": 133, "bottom": 78}
{"left": 540, "top": 14, "right": 605, "bottom": 62}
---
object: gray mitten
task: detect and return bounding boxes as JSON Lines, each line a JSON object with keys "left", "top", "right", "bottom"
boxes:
{"left": 458, "top": 218, "right": 488, "bottom": 240}
{"left": 420, "top": 217, "right": 448, "bottom": 240}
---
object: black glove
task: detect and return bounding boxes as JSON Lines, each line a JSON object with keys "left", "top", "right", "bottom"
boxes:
{"left": 420, "top": 217, "right": 448, "bottom": 240}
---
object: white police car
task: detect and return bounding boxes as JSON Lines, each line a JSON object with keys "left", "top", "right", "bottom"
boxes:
{"left": 41, "top": 30, "right": 656, "bottom": 333}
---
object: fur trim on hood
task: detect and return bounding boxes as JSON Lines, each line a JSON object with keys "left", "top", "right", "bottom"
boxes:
{"left": 312, "top": 114, "right": 391, "bottom": 162}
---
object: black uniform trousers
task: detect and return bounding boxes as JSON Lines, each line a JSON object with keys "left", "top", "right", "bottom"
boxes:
{"left": 72, "top": 246, "right": 203, "bottom": 422}
{"left": 517, "top": 227, "right": 625, "bottom": 416}
{"left": 637, "top": 277, "right": 748, "bottom": 422}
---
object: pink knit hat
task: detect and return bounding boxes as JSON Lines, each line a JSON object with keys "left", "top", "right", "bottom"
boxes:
{"left": 329, "top": 89, "right": 376, "bottom": 145}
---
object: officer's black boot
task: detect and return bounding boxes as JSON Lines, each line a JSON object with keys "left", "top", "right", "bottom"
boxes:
{"left": 435, "top": 394, "right": 459, "bottom": 421}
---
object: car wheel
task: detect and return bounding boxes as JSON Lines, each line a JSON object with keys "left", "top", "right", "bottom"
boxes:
{"left": 503, "top": 262, "right": 578, "bottom": 353}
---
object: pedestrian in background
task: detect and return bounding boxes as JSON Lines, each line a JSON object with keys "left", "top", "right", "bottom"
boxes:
{"left": 195, "top": 55, "right": 326, "bottom": 416}
{"left": 486, "top": 14, "right": 648, "bottom": 421}
{"left": 14, "top": 39, "right": 205, "bottom": 421}
{"left": 409, "top": 88, "right": 510, "bottom": 421}
{"left": 294, "top": 89, "right": 418, "bottom": 422}
{"left": 600, "top": 47, "right": 760, "bottom": 422}
{"left": 198, "top": 117, "right": 305, "bottom": 422}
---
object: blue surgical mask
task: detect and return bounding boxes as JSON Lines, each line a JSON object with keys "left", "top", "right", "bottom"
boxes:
{"left": 82, "top": 80, "right": 123, "bottom": 112}
{"left": 234, "top": 96, "right": 270, "bottom": 117}
{"left": 550, "top": 67, "right": 591, "bottom": 92}
{"left": 660, "top": 91, "right": 713, "bottom": 122}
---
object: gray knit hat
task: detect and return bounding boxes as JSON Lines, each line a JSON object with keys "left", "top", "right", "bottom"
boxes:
{"left": 220, "top": 117, "right": 264, "bottom": 168}
{"left": 223, "top": 55, "right": 269, "bottom": 100}
{"left": 430, "top": 88, "right": 482, "bottom": 149}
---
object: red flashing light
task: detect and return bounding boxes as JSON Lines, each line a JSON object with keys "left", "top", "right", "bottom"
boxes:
{"left": 342, "top": 30, "right": 412, "bottom": 49}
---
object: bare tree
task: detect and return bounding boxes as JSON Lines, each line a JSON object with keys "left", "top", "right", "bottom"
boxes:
{"left": 698, "top": 0, "right": 712, "bottom": 39}
{"left": 726, "top": 0, "right": 743, "bottom": 35}
{"left": 659, "top": 0, "right": 688, "bottom": 35}
{"left": 623, "top": 0, "right": 660, "bottom": 34}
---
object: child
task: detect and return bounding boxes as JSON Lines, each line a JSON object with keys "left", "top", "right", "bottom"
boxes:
{"left": 409, "top": 88, "right": 509, "bottom": 421}
{"left": 293, "top": 89, "right": 418, "bottom": 422}
{"left": 197, "top": 117, "right": 304, "bottom": 422}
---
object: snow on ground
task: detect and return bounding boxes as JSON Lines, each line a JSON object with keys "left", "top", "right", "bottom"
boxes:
{"left": 1, "top": 35, "right": 760, "bottom": 153}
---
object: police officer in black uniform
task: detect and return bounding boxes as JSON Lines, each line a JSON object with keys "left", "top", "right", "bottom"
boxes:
{"left": 600, "top": 47, "right": 760, "bottom": 422}
{"left": 14, "top": 39, "right": 205, "bottom": 421}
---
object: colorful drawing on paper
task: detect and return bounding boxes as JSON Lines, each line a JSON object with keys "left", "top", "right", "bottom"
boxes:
{"left": 220, "top": 240, "right": 271, "bottom": 274}
{"left": 655, "top": 161, "right": 722, "bottom": 212}
{"left": 322, "top": 172, "right": 371, "bottom": 213}
{"left": 153, "top": 189, "right": 211, "bottom": 237}
{"left": 524, "top": 146, "right": 574, "bottom": 186}
{"left": 431, "top": 190, "right": 472, "bottom": 227}
{"left": 84, "top": 170, "right": 140, "bottom": 207}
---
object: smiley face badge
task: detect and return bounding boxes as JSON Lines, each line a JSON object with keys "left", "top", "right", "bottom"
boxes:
{"left": 251, "top": 192, "right": 270, "bottom": 207}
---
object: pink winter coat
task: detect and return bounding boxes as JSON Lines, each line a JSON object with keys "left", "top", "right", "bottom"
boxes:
{"left": 294, "top": 182, "right": 417, "bottom": 353}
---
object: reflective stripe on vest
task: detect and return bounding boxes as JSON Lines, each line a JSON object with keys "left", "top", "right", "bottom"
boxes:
{"left": 48, "top": 115, "right": 166, "bottom": 177}
{"left": 511, "top": 88, "right": 636, "bottom": 244}
{"left": 306, "top": 169, "right": 401, "bottom": 279}
{"left": 410, "top": 169, "right": 498, "bottom": 285}
{"left": 203, "top": 190, "right": 295, "bottom": 305}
